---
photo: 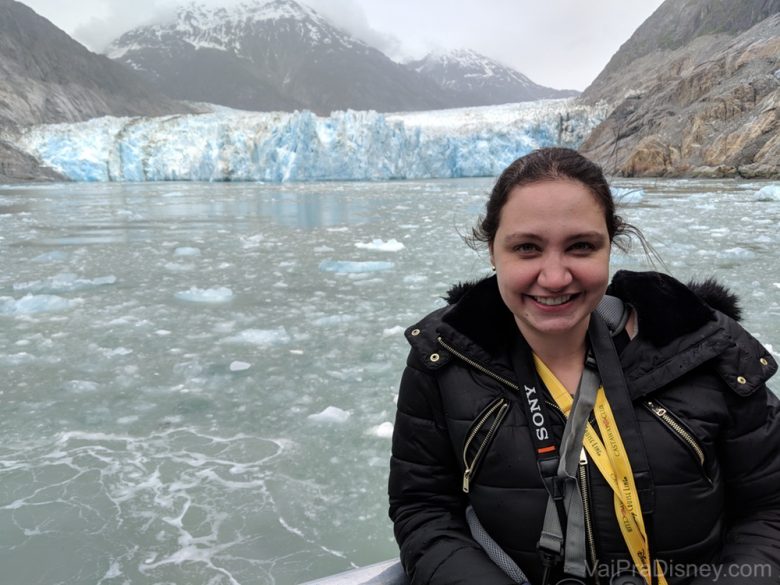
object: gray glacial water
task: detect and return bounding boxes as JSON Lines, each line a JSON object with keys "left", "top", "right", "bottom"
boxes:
{"left": 0, "top": 178, "right": 778, "bottom": 585}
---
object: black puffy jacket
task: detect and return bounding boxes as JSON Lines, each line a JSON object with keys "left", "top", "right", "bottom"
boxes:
{"left": 388, "top": 271, "right": 780, "bottom": 585}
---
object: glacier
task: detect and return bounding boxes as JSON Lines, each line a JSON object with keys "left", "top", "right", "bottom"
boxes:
{"left": 12, "top": 99, "right": 607, "bottom": 182}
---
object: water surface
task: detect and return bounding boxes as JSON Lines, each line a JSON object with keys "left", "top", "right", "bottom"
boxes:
{"left": 1, "top": 178, "right": 778, "bottom": 584}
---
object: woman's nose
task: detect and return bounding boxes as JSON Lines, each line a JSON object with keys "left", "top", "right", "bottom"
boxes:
{"left": 537, "top": 256, "right": 573, "bottom": 290}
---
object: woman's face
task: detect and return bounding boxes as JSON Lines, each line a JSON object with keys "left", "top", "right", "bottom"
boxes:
{"left": 490, "top": 179, "right": 611, "bottom": 347}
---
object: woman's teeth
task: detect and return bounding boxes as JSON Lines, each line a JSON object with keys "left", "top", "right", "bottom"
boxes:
{"left": 533, "top": 295, "right": 573, "bottom": 306}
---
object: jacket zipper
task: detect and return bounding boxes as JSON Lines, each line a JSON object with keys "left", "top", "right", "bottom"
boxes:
{"left": 462, "top": 398, "right": 510, "bottom": 493}
{"left": 579, "top": 448, "right": 600, "bottom": 584}
{"left": 437, "top": 337, "right": 520, "bottom": 390}
{"left": 438, "top": 336, "right": 600, "bottom": 570}
{"left": 644, "top": 399, "right": 707, "bottom": 476}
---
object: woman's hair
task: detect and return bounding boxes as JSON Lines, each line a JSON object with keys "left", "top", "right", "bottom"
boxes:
{"left": 468, "top": 147, "right": 647, "bottom": 255}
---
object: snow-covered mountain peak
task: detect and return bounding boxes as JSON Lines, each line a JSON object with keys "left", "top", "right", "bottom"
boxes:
{"left": 414, "top": 49, "right": 533, "bottom": 86}
{"left": 107, "top": 0, "right": 362, "bottom": 59}
{"left": 406, "top": 49, "right": 577, "bottom": 106}
{"left": 236, "top": 0, "right": 321, "bottom": 23}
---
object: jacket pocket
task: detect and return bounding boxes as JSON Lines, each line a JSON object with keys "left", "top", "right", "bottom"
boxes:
{"left": 462, "top": 397, "right": 510, "bottom": 493}
{"left": 644, "top": 398, "right": 711, "bottom": 483}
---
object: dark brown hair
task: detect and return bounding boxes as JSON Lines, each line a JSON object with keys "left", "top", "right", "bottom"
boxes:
{"left": 469, "top": 147, "right": 643, "bottom": 253}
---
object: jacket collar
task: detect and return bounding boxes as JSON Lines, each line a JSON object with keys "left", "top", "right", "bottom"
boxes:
{"left": 440, "top": 270, "right": 723, "bottom": 352}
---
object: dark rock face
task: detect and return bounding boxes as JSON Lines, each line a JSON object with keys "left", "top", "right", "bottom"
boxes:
{"left": 0, "top": 139, "right": 66, "bottom": 182}
{"left": 579, "top": 0, "right": 780, "bottom": 178}
{"left": 0, "top": 0, "right": 193, "bottom": 127}
{"left": 0, "top": 0, "right": 195, "bottom": 182}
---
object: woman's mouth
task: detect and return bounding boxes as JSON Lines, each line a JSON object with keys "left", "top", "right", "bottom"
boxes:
{"left": 530, "top": 294, "right": 578, "bottom": 306}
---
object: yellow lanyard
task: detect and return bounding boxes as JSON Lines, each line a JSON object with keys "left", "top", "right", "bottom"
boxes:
{"left": 534, "top": 355, "right": 668, "bottom": 585}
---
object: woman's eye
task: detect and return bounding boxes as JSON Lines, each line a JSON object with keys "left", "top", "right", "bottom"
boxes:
{"left": 513, "top": 243, "right": 538, "bottom": 253}
{"left": 570, "top": 242, "right": 595, "bottom": 252}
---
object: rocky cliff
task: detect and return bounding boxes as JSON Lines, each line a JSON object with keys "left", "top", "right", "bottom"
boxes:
{"left": 0, "top": 0, "right": 195, "bottom": 182}
{"left": 579, "top": 0, "right": 780, "bottom": 178}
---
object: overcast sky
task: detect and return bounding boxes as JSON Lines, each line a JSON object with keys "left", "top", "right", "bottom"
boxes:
{"left": 20, "top": 0, "right": 666, "bottom": 90}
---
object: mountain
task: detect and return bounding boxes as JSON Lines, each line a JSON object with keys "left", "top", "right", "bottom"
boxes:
{"left": 106, "top": 0, "right": 451, "bottom": 114}
{"left": 0, "top": 0, "right": 197, "bottom": 182}
{"left": 407, "top": 49, "right": 579, "bottom": 107}
{"left": 579, "top": 0, "right": 780, "bottom": 178}
{"left": 0, "top": 0, "right": 193, "bottom": 129}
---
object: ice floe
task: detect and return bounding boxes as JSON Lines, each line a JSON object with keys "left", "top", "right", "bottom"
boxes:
{"left": 382, "top": 326, "right": 405, "bottom": 337}
{"left": 173, "top": 246, "right": 202, "bottom": 256}
{"left": 175, "top": 286, "right": 234, "bottom": 303}
{"left": 371, "top": 422, "right": 394, "bottom": 438}
{"left": 753, "top": 184, "right": 780, "bottom": 201}
{"left": 221, "top": 328, "right": 291, "bottom": 346}
{"left": 31, "top": 250, "right": 70, "bottom": 263}
{"left": 307, "top": 406, "right": 351, "bottom": 423}
{"left": 229, "top": 361, "right": 251, "bottom": 372}
{"left": 319, "top": 260, "right": 394, "bottom": 273}
{"left": 13, "top": 273, "right": 116, "bottom": 293}
{"left": 0, "top": 294, "right": 77, "bottom": 315}
{"left": 354, "top": 238, "right": 405, "bottom": 252}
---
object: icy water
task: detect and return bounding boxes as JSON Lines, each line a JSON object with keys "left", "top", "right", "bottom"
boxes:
{"left": 1, "top": 178, "right": 778, "bottom": 585}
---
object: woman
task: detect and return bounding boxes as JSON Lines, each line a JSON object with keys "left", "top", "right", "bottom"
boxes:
{"left": 388, "top": 148, "right": 780, "bottom": 585}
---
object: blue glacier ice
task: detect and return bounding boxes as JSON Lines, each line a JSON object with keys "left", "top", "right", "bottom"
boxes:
{"left": 12, "top": 100, "right": 607, "bottom": 182}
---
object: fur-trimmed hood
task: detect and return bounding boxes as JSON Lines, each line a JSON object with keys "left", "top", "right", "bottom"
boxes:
{"left": 404, "top": 268, "right": 776, "bottom": 401}
{"left": 441, "top": 270, "right": 741, "bottom": 351}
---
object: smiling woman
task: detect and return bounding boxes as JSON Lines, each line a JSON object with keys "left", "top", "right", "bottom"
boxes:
{"left": 489, "top": 179, "right": 611, "bottom": 390}
{"left": 388, "top": 148, "right": 780, "bottom": 585}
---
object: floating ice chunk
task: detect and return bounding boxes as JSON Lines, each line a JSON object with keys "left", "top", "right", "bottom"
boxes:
{"left": 117, "top": 415, "right": 139, "bottom": 425}
{"left": 229, "top": 361, "right": 251, "bottom": 371}
{"left": 308, "top": 406, "right": 350, "bottom": 423}
{"left": 354, "top": 238, "right": 405, "bottom": 252}
{"left": 164, "top": 262, "right": 195, "bottom": 272}
{"left": 314, "top": 245, "right": 334, "bottom": 253}
{"left": 222, "top": 328, "right": 291, "bottom": 346}
{"left": 101, "top": 347, "right": 133, "bottom": 357}
{"left": 372, "top": 422, "right": 394, "bottom": 438}
{"left": 753, "top": 185, "right": 780, "bottom": 201}
{"left": 382, "top": 326, "right": 405, "bottom": 337}
{"left": 312, "top": 314, "right": 357, "bottom": 326}
{"left": 1, "top": 352, "right": 36, "bottom": 365}
{"left": 720, "top": 247, "right": 755, "bottom": 260}
{"left": 403, "top": 275, "right": 428, "bottom": 284}
{"left": 174, "top": 246, "right": 201, "bottom": 256}
{"left": 612, "top": 187, "right": 645, "bottom": 204}
{"left": 0, "top": 294, "right": 76, "bottom": 315}
{"left": 319, "top": 259, "right": 394, "bottom": 273}
{"left": 241, "top": 235, "right": 265, "bottom": 249}
{"left": 13, "top": 273, "right": 116, "bottom": 293}
{"left": 63, "top": 380, "right": 99, "bottom": 393}
{"left": 175, "top": 286, "right": 233, "bottom": 303}
{"left": 31, "top": 250, "right": 69, "bottom": 263}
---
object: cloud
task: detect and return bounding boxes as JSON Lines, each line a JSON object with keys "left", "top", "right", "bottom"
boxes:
{"left": 71, "top": 0, "right": 181, "bottom": 52}
{"left": 306, "top": 0, "right": 404, "bottom": 60}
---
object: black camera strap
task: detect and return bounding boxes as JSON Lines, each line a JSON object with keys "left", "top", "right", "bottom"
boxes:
{"left": 507, "top": 334, "right": 570, "bottom": 581}
{"left": 508, "top": 298, "right": 657, "bottom": 585}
